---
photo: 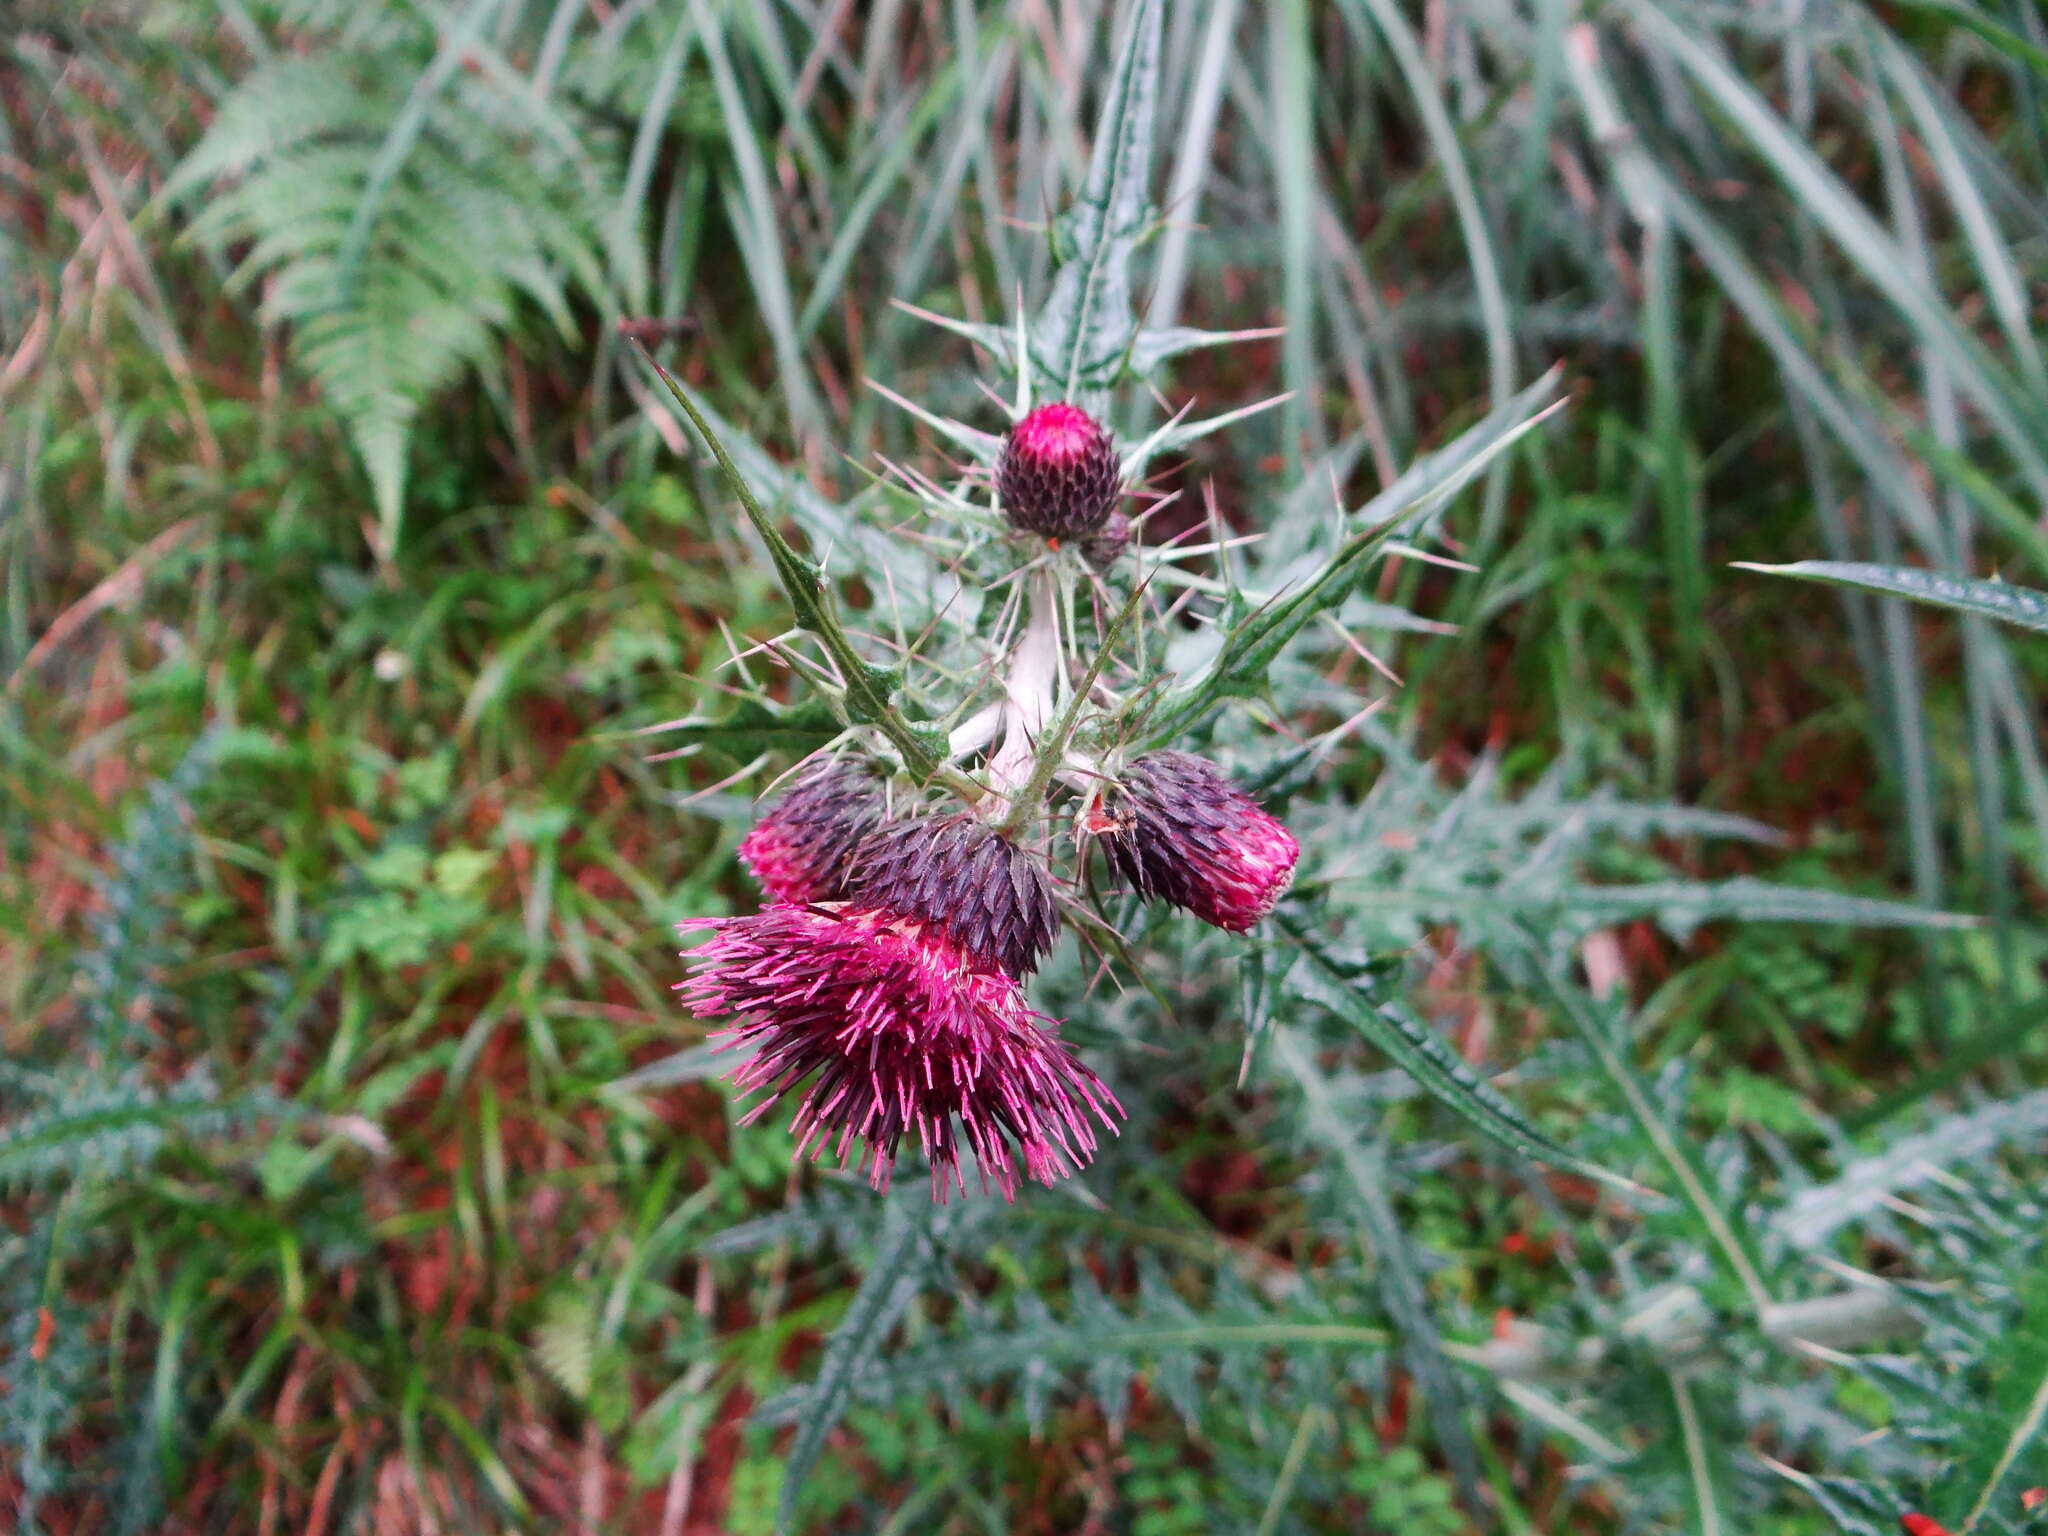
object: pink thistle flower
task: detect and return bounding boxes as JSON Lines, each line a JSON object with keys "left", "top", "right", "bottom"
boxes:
{"left": 997, "top": 402, "right": 1120, "bottom": 542}
{"left": 738, "top": 760, "right": 884, "bottom": 904}
{"left": 1087, "top": 751, "right": 1299, "bottom": 932}
{"left": 847, "top": 815, "right": 1060, "bottom": 978}
{"left": 680, "top": 904, "right": 1120, "bottom": 1201}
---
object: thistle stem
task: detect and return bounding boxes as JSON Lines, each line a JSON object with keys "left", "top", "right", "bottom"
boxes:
{"left": 986, "top": 568, "right": 1063, "bottom": 808}
{"left": 998, "top": 578, "right": 1148, "bottom": 837}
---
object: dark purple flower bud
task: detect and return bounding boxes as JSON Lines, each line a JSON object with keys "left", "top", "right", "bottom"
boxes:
{"left": 1087, "top": 751, "right": 1299, "bottom": 932}
{"left": 679, "top": 905, "right": 1121, "bottom": 1201}
{"left": 846, "top": 816, "right": 1059, "bottom": 979}
{"left": 997, "top": 403, "right": 1120, "bottom": 542}
{"left": 738, "top": 760, "right": 884, "bottom": 905}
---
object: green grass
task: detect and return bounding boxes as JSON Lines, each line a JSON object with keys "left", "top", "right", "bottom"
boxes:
{"left": 6, "top": 1, "right": 2048, "bottom": 1532}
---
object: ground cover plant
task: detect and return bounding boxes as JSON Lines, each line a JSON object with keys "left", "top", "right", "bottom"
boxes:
{"left": 5, "top": 0, "right": 2048, "bottom": 1532}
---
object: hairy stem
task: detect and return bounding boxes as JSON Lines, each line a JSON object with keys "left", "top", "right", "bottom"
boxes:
{"left": 999, "top": 577, "right": 1148, "bottom": 836}
{"left": 986, "top": 568, "right": 1062, "bottom": 807}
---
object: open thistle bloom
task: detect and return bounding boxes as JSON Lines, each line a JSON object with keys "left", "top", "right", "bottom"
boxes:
{"left": 847, "top": 815, "right": 1059, "bottom": 978}
{"left": 997, "top": 402, "right": 1120, "bottom": 542}
{"left": 680, "top": 903, "right": 1120, "bottom": 1200}
{"left": 738, "top": 759, "right": 884, "bottom": 904}
{"left": 1087, "top": 751, "right": 1299, "bottom": 932}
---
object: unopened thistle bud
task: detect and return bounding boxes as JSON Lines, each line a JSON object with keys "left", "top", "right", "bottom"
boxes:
{"left": 847, "top": 816, "right": 1060, "bottom": 978}
{"left": 738, "top": 760, "right": 884, "bottom": 905}
{"left": 997, "top": 403, "right": 1120, "bottom": 542}
{"left": 1088, "top": 751, "right": 1299, "bottom": 932}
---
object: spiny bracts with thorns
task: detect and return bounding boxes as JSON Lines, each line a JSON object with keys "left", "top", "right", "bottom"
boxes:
{"left": 737, "top": 758, "right": 885, "bottom": 904}
{"left": 679, "top": 904, "right": 1120, "bottom": 1202}
{"left": 1087, "top": 751, "right": 1300, "bottom": 932}
{"left": 997, "top": 402, "right": 1121, "bottom": 542}
{"left": 847, "top": 816, "right": 1059, "bottom": 979}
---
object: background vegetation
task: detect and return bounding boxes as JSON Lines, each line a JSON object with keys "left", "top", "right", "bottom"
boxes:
{"left": 5, "top": 0, "right": 2048, "bottom": 1531}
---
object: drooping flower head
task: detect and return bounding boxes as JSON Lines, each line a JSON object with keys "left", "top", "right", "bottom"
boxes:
{"left": 1087, "top": 751, "right": 1299, "bottom": 932}
{"left": 680, "top": 903, "right": 1120, "bottom": 1201}
{"left": 847, "top": 815, "right": 1060, "bottom": 978}
{"left": 997, "top": 402, "right": 1120, "bottom": 542}
{"left": 738, "top": 759, "right": 884, "bottom": 904}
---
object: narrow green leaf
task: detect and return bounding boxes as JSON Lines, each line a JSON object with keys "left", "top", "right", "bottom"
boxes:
{"left": 1735, "top": 560, "right": 2048, "bottom": 635}
{"left": 1331, "top": 0, "right": 1516, "bottom": 547}
{"left": 1888, "top": 0, "right": 2048, "bottom": 77}
{"left": 1626, "top": 0, "right": 2048, "bottom": 505}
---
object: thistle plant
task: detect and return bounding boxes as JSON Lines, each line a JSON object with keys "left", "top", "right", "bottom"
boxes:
{"left": 634, "top": 0, "right": 1488, "bottom": 1204}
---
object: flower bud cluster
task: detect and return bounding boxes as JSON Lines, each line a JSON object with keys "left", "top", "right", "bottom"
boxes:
{"left": 678, "top": 404, "right": 1299, "bottom": 1201}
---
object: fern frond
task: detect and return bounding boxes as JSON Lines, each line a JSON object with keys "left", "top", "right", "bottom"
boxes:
{"left": 173, "top": 45, "right": 616, "bottom": 552}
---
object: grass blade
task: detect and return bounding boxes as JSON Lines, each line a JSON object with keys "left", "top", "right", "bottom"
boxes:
{"left": 1735, "top": 560, "right": 2048, "bottom": 634}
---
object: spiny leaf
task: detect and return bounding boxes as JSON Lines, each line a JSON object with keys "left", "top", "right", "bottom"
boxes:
{"left": 755, "top": 1265, "right": 1388, "bottom": 1433}
{"left": 1273, "top": 1030, "right": 1482, "bottom": 1508}
{"left": 1775, "top": 1089, "right": 2048, "bottom": 1250}
{"left": 631, "top": 695, "right": 842, "bottom": 763}
{"left": 1520, "top": 877, "right": 1977, "bottom": 942}
{"left": 1765, "top": 1460, "right": 1901, "bottom": 1536}
{"left": 662, "top": 387, "right": 966, "bottom": 629}
{"left": 1503, "top": 938, "right": 1776, "bottom": 1317}
{"left": 1027, "top": 0, "right": 1163, "bottom": 403}
{"left": 1662, "top": 1370, "right": 1738, "bottom": 1536}
{"left": 1735, "top": 560, "right": 2048, "bottom": 635}
{"left": 1126, "top": 324, "right": 1286, "bottom": 376}
{"left": 1149, "top": 371, "right": 1562, "bottom": 741}
{"left": 1278, "top": 914, "right": 1650, "bottom": 1198}
{"left": 775, "top": 1202, "right": 929, "bottom": 1536}
{"left": 636, "top": 346, "right": 953, "bottom": 785}
{"left": 0, "top": 1083, "right": 283, "bottom": 1190}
